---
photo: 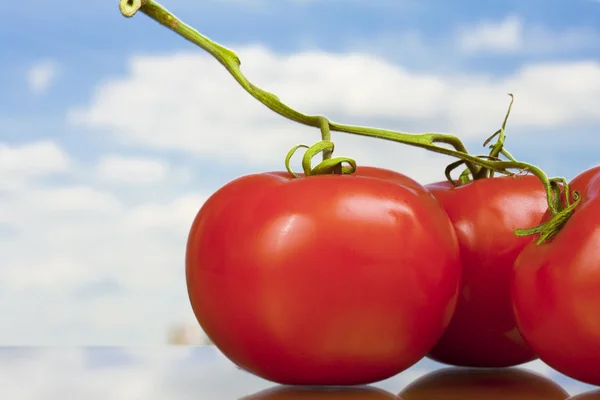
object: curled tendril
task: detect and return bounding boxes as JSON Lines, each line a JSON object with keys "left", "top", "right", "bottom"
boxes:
{"left": 284, "top": 116, "right": 356, "bottom": 177}
{"left": 444, "top": 154, "right": 514, "bottom": 186}
{"left": 285, "top": 144, "right": 309, "bottom": 178}
{"left": 285, "top": 141, "right": 357, "bottom": 178}
{"left": 444, "top": 159, "right": 470, "bottom": 186}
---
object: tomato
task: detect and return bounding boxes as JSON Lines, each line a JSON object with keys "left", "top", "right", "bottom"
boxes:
{"left": 569, "top": 390, "right": 600, "bottom": 400}
{"left": 241, "top": 385, "right": 398, "bottom": 400}
{"left": 399, "top": 367, "right": 569, "bottom": 400}
{"left": 186, "top": 166, "right": 462, "bottom": 385}
{"left": 424, "top": 175, "right": 548, "bottom": 367}
{"left": 512, "top": 165, "right": 600, "bottom": 386}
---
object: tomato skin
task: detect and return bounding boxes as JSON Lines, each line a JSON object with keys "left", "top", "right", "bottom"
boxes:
{"left": 399, "top": 367, "right": 569, "bottom": 400}
{"left": 424, "top": 175, "right": 548, "bottom": 367}
{"left": 241, "top": 385, "right": 398, "bottom": 400}
{"left": 512, "top": 165, "right": 600, "bottom": 386}
{"left": 186, "top": 166, "right": 462, "bottom": 385}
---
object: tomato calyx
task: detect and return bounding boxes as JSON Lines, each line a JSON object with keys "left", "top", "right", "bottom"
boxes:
{"left": 514, "top": 183, "right": 581, "bottom": 245}
{"left": 284, "top": 141, "right": 357, "bottom": 178}
{"left": 285, "top": 117, "right": 357, "bottom": 178}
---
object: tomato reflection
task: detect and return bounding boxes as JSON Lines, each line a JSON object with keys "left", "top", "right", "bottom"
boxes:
{"left": 399, "top": 367, "right": 569, "bottom": 400}
{"left": 569, "top": 390, "right": 600, "bottom": 399}
{"left": 240, "top": 385, "right": 398, "bottom": 400}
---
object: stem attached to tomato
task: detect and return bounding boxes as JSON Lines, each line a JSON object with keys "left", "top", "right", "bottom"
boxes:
{"left": 283, "top": 118, "right": 358, "bottom": 177}
{"left": 118, "top": 0, "right": 579, "bottom": 243}
{"left": 514, "top": 182, "right": 581, "bottom": 245}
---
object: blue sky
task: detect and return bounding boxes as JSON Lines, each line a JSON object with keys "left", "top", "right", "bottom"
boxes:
{"left": 3, "top": 0, "right": 600, "bottom": 180}
{"left": 1, "top": 0, "right": 600, "bottom": 355}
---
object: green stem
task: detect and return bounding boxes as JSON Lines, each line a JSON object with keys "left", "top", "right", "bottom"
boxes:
{"left": 118, "top": 0, "right": 479, "bottom": 176}
{"left": 118, "top": 0, "right": 579, "bottom": 243}
{"left": 318, "top": 117, "right": 332, "bottom": 161}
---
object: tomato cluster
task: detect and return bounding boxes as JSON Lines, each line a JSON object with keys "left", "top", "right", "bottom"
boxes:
{"left": 184, "top": 163, "right": 600, "bottom": 386}
{"left": 118, "top": 0, "right": 600, "bottom": 389}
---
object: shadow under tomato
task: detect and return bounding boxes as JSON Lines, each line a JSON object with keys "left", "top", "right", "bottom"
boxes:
{"left": 569, "top": 390, "right": 600, "bottom": 399}
{"left": 239, "top": 385, "right": 398, "bottom": 400}
{"left": 398, "top": 367, "right": 569, "bottom": 400}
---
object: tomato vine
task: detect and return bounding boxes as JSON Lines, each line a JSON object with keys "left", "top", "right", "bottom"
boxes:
{"left": 117, "top": 0, "right": 579, "bottom": 244}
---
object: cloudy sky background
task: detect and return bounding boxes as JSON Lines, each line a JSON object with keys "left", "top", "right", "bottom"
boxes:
{"left": 1, "top": 0, "right": 600, "bottom": 349}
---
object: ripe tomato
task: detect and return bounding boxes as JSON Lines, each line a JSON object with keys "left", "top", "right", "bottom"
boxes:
{"left": 241, "top": 385, "right": 398, "bottom": 400}
{"left": 424, "top": 175, "right": 548, "bottom": 367}
{"left": 512, "top": 165, "right": 600, "bottom": 386}
{"left": 186, "top": 166, "right": 462, "bottom": 385}
{"left": 399, "top": 367, "right": 569, "bottom": 400}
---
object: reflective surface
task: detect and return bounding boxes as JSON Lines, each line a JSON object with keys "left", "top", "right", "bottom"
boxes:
{"left": 0, "top": 346, "right": 598, "bottom": 399}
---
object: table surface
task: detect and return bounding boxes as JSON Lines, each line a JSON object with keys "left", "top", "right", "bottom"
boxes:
{"left": 1, "top": 346, "right": 598, "bottom": 399}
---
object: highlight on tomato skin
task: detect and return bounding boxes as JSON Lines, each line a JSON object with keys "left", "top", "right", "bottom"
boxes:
{"left": 511, "top": 165, "right": 600, "bottom": 387}
{"left": 185, "top": 166, "right": 463, "bottom": 385}
{"left": 568, "top": 389, "right": 600, "bottom": 400}
{"left": 424, "top": 174, "right": 548, "bottom": 368}
{"left": 398, "top": 367, "right": 569, "bottom": 400}
{"left": 239, "top": 385, "right": 399, "bottom": 400}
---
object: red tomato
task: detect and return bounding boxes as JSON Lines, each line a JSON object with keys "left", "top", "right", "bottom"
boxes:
{"left": 512, "top": 165, "right": 600, "bottom": 386}
{"left": 424, "top": 175, "right": 548, "bottom": 367}
{"left": 241, "top": 385, "right": 398, "bottom": 400}
{"left": 399, "top": 367, "right": 569, "bottom": 400}
{"left": 186, "top": 166, "right": 462, "bottom": 385}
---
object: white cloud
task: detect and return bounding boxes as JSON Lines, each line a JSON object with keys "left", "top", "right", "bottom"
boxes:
{"left": 96, "top": 155, "right": 169, "bottom": 184}
{"left": 26, "top": 60, "right": 59, "bottom": 94}
{"left": 0, "top": 140, "right": 69, "bottom": 177}
{"left": 0, "top": 182, "right": 210, "bottom": 344}
{"left": 0, "top": 181, "right": 209, "bottom": 343}
{"left": 458, "top": 15, "right": 524, "bottom": 54}
{"left": 0, "top": 140, "right": 70, "bottom": 191}
{"left": 457, "top": 15, "right": 600, "bottom": 55}
{"left": 124, "top": 193, "right": 208, "bottom": 232}
{"left": 69, "top": 47, "right": 600, "bottom": 175}
{"left": 0, "top": 139, "right": 211, "bottom": 345}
